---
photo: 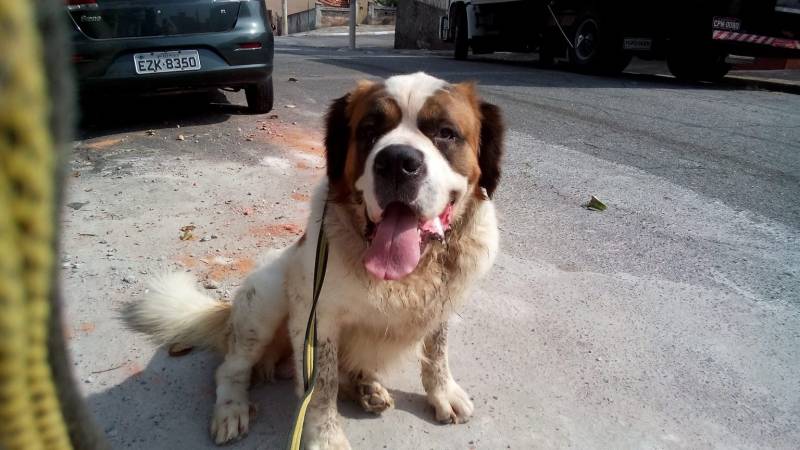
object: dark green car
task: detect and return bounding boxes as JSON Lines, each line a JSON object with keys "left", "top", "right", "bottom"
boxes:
{"left": 68, "top": 0, "right": 275, "bottom": 113}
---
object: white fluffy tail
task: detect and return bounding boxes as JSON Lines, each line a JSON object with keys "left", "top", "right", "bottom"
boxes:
{"left": 121, "top": 272, "right": 231, "bottom": 352}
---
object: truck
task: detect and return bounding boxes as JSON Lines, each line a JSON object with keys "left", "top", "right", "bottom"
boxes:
{"left": 439, "top": 0, "right": 800, "bottom": 81}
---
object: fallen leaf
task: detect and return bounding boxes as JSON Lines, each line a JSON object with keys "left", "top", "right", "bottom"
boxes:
{"left": 284, "top": 104, "right": 296, "bottom": 109}
{"left": 177, "top": 134, "right": 186, "bottom": 141}
{"left": 585, "top": 196, "right": 607, "bottom": 211}
{"left": 179, "top": 224, "right": 196, "bottom": 240}
{"left": 67, "top": 202, "right": 89, "bottom": 210}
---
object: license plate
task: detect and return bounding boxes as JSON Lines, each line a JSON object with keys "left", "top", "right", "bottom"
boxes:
{"left": 624, "top": 38, "right": 652, "bottom": 51}
{"left": 713, "top": 16, "right": 741, "bottom": 32}
{"left": 134, "top": 50, "right": 201, "bottom": 75}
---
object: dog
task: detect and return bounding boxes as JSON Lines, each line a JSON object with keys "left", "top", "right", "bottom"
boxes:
{"left": 123, "top": 72, "right": 504, "bottom": 449}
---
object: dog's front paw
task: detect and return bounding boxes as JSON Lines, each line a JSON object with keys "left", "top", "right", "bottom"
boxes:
{"left": 427, "top": 381, "right": 474, "bottom": 424}
{"left": 357, "top": 380, "right": 395, "bottom": 414}
{"left": 304, "top": 424, "right": 352, "bottom": 450}
{"left": 210, "top": 400, "right": 255, "bottom": 445}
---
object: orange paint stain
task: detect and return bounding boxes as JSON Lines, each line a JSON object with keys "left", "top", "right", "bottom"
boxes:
{"left": 84, "top": 137, "right": 124, "bottom": 150}
{"left": 255, "top": 121, "right": 323, "bottom": 155}
{"left": 291, "top": 192, "right": 310, "bottom": 202}
{"left": 206, "top": 257, "right": 255, "bottom": 282}
{"left": 176, "top": 255, "right": 197, "bottom": 269}
{"left": 249, "top": 223, "right": 304, "bottom": 239}
{"left": 125, "top": 361, "right": 143, "bottom": 377}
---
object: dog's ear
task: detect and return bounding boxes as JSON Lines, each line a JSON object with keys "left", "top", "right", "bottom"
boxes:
{"left": 478, "top": 101, "right": 504, "bottom": 198}
{"left": 325, "top": 93, "right": 351, "bottom": 184}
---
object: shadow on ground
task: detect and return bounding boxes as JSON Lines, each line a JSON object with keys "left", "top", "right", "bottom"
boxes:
{"left": 85, "top": 350, "right": 440, "bottom": 449}
{"left": 77, "top": 89, "right": 249, "bottom": 140}
{"left": 277, "top": 40, "right": 778, "bottom": 94}
{"left": 85, "top": 349, "right": 297, "bottom": 449}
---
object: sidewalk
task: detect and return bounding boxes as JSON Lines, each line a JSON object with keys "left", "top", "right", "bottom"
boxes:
{"left": 726, "top": 69, "right": 800, "bottom": 93}
{"left": 290, "top": 24, "right": 394, "bottom": 37}
{"left": 625, "top": 58, "right": 800, "bottom": 94}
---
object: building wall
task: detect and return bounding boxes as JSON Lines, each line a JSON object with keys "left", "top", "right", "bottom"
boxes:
{"left": 287, "top": 8, "right": 317, "bottom": 34}
{"left": 265, "top": 0, "right": 318, "bottom": 17}
{"left": 395, "top": 0, "right": 450, "bottom": 49}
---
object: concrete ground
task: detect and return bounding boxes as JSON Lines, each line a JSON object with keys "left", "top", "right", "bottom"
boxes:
{"left": 62, "top": 34, "right": 800, "bottom": 449}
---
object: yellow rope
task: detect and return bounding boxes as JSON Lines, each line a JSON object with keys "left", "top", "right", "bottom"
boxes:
{"left": 0, "top": 1, "right": 72, "bottom": 449}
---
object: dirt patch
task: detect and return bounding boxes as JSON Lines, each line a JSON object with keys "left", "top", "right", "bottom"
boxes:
{"left": 204, "top": 255, "right": 255, "bottom": 282}
{"left": 255, "top": 120, "right": 323, "bottom": 156}
{"left": 79, "top": 322, "right": 96, "bottom": 334}
{"left": 250, "top": 222, "right": 304, "bottom": 239}
{"left": 124, "top": 361, "right": 143, "bottom": 377}
{"left": 176, "top": 254, "right": 198, "bottom": 269}
{"left": 291, "top": 192, "right": 310, "bottom": 202}
{"left": 83, "top": 137, "right": 124, "bottom": 151}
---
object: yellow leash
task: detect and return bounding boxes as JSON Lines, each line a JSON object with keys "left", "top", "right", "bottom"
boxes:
{"left": 0, "top": 1, "right": 72, "bottom": 449}
{"left": 287, "top": 207, "right": 330, "bottom": 450}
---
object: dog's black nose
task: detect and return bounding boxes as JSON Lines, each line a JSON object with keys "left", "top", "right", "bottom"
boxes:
{"left": 374, "top": 145, "right": 425, "bottom": 181}
{"left": 373, "top": 145, "right": 426, "bottom": 208}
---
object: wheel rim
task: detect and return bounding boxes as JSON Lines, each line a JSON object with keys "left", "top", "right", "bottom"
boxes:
{"left": 574, "top": 18, "right": 599, "bottom": 62}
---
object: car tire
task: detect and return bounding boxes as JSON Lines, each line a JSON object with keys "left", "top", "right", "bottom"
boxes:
{"left": 567, "top": 10, "right": 631, "bottom": 74}
{"left": 453, "top": 5, "right": 468, "bottom": 61}
{"left": 667, "top": 45, "right": 731, "bottom": 83}
{"left": 245, "top": 77, "right": 274, "bottom": 114}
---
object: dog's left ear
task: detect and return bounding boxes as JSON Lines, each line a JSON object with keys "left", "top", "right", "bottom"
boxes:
{"left": 325, "top": 93, "right": 351, "bottom": 184}
{"left": 478, "top": 101, "right": 504, "bottom": 198}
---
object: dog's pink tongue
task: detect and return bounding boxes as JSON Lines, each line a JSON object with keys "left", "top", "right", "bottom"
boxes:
{"left": 364, "top": 203, "right": 421, "bottom": 281}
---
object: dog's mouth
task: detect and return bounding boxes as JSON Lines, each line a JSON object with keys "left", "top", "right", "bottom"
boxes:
{"left": 363, "top": 202, "right": 454, "bottom": 281}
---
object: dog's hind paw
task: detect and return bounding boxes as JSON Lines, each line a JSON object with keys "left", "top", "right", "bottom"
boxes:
{"left": 428, "top": 381, "right": 474, "bottom": 424}
{"left": 210, "top": 400, "right": 255, "bottom": 445}
{"left": 357, "top": 380, "right": 395, "bottom": 414}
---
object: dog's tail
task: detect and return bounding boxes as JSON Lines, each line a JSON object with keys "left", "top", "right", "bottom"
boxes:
{"left": 121, "top": 272, "right": 231, "bottom": 352}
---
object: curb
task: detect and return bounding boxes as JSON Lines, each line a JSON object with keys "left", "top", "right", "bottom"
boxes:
{"left": 725, "top": 74, "right": 800, "bottom": 95}
{"left": 288, "top": 31, "right": 395, "bottom": 37}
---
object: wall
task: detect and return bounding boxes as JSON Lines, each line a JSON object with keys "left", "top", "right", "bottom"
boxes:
{"left": 367, "top": 4, "right": 396, "bottom": 25}
{"left": 272, "top": 1, "right": 396, "bottom": 35}
{"left": 265, "top": 0, "right": 317, "bottom": 16}
{"left": 395, "top": 0, "right": 450, "bottom": 49}
{"left": 287, "top": 8, "right": 317, "bottom": 34}
{"left": 319, "top": 6, "right": 350, "bottom": 27}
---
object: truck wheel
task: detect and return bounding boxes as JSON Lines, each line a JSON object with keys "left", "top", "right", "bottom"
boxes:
{"left": 245, "top": 77, "right": 274, "bottom": 114}
{"left": 568, "top": 11, "right": 631, "bottom": 74}
{"left": 453, "top": 6, "right": 468, "bottom": 60}
{"left": 667, "top": 46, "right": 731, "bottom": 82}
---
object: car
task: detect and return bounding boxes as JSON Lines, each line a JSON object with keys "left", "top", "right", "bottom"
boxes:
{"left": 67, "top": 0, "right": 275, "bottom": 113}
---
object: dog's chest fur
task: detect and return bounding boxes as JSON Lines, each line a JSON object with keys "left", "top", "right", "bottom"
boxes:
{"left": 287, "top": 197, "right": 498, "bottom": 372}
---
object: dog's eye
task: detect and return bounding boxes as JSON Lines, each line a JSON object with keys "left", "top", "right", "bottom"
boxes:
{"left": 359, "top": 124, "right": 378, "bottom": 145}
{"left": 437, "top": 126, "right": 458, "bottom": 141}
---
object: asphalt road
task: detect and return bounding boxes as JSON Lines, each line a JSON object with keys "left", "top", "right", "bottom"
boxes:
{"left": 64, "top": 34, "right": 800, "bottom": 450}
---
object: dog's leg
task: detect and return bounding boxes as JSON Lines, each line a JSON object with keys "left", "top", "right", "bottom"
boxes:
{"left": 211, "top": 284, "right": 287, "bottom": 444}
{"left": 341, "top": 370, "right": 395, "bottom": 414}
{"left": 298, "top": 324, "right": 351, "bottom": 450}
{"left": 251, "top": 319, "right": 293, "bottom": 384}
{"left": 420, "top": 322, "right": 474, "bottom": 424}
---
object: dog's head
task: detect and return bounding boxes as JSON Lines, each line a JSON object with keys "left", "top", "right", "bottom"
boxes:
{"left": 324, "top": 72, "right": 504, "bottom": 281}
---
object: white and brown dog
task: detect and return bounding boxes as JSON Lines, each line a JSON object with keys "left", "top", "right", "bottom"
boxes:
{"left": 123, "top": 72, "right": 504, "bottom": 449}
